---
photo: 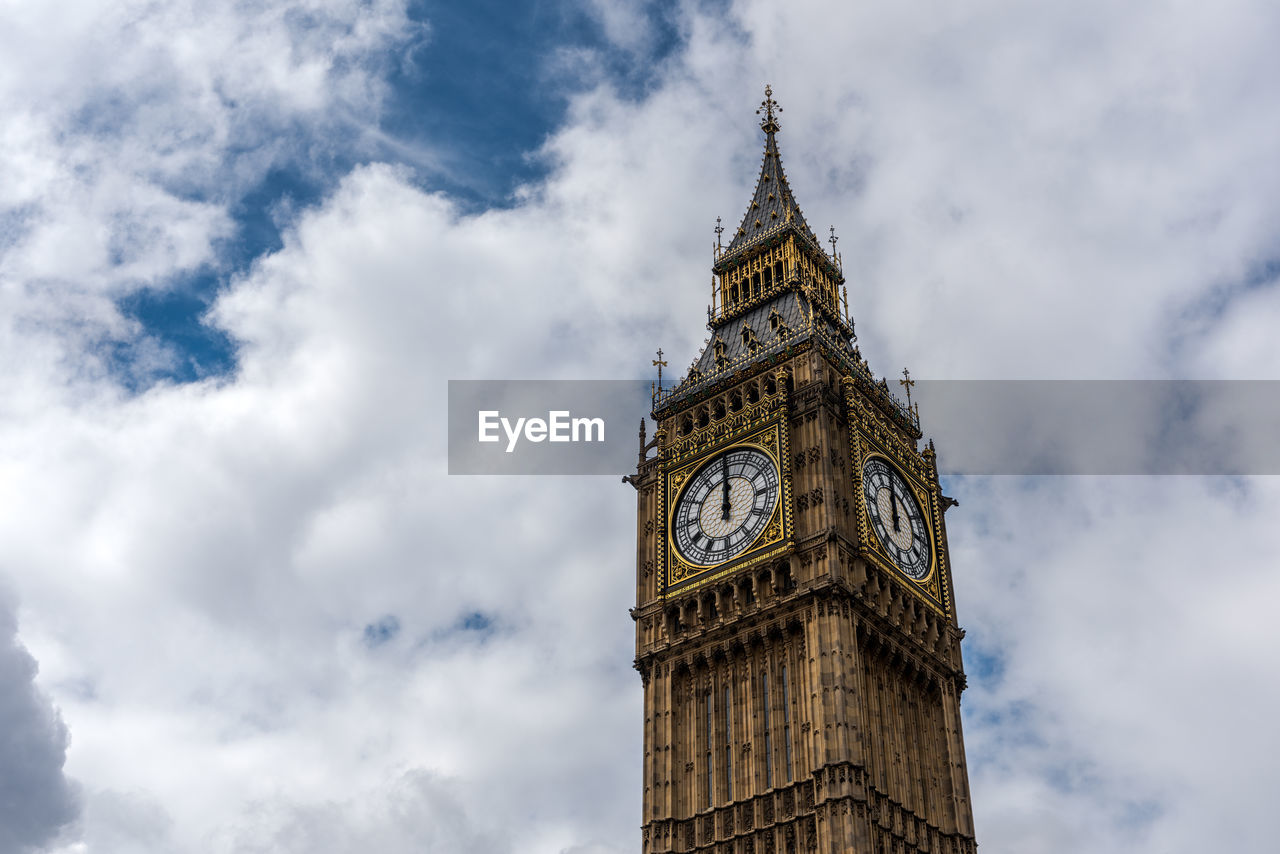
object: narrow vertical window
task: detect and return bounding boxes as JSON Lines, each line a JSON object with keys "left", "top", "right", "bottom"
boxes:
{"left": 782, "top": 663, "right": 793, "bottom": 782}
{"left": 761, "top": 670, "right": 774, "bottom": 789}
{"left": 704, "top": 689, "right": 714, "bottom": 808}
{"left": 724, "top": 683, "right": 733, "bottom": 801}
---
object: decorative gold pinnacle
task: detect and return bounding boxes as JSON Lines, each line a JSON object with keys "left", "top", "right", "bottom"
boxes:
{"left": 900, "top": 368, "right": 919, "bottom": 418}
{"left": 757, "top": 84, "right": 781, "bottom": 133}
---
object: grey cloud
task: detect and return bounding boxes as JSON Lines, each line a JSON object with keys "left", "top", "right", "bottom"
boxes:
{"left": 232, "top": 770, "right": 507, "bottom": 854}
{"left": 0, "top": 587, "right": 79, "bottom": 853}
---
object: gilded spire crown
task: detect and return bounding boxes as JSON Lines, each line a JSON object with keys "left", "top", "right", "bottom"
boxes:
{"left": 725, "top": 85, "right": 817, "bottom": 255}
{"left": 758, "top": 84, "right": 781, "bottom": 133}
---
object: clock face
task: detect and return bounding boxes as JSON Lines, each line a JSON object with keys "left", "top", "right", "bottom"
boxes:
{"left": 862, "top": 457, "right": 931, "bottom": 579}
{"left": 673, "top": 447, "right": 780, "bottom": 566}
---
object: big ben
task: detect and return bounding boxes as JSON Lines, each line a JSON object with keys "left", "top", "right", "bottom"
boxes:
{"left": 627, "top": 88, "right": 979, "bottom": 853}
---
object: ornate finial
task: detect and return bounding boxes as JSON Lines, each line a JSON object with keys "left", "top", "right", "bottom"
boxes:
{"left": 714, "top": 216, "right": 724, "bottom": 249}
{"left": 757, "top": 84, "right": 781, "bottom": 133}
{"left": 829, "top": 225, "right": 839, "bottom": 257}
{"left": 899, "top": 368, "right": 915, "bottom": 409}
{"left": 653, "top": 348, "right": 668, "bottom": 389}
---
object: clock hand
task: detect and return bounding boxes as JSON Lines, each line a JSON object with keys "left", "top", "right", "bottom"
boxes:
{"left": 721, "top": 456, "right": 731, "bottom": 520}
{"left": 891, "top": 477, "right": 901, "bottom": 533}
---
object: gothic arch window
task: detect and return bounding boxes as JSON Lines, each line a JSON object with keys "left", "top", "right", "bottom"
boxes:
{"left": 704, "top": 688, "right": 714, "bottom": 809}
{"left": 782, "top": 662, "right": 794, "bottom": 782}
{"left": 761, "top": 668, "right": 774, "bottom": 789}
{"left": 723, "top": 681, "right": 734, "bottom": 801}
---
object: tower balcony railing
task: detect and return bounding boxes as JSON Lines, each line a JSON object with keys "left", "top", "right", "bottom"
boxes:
{"left": 712, "top": 275, "right": 851, "bottom": 336}
{"left": 809, "top": 320, "right": 920, "bottom": 433}
{"left": 651, "top": 325, "right": 797, "bottom": 415}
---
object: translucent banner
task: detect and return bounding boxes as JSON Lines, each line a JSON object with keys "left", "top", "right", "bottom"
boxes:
{"left": 447, "top": 380, "right": 1280, "bottom": 475}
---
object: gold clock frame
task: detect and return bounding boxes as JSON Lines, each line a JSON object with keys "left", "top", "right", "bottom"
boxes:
{"left": 845, "top": 383, "right": 951, "bottom": 616}
{"left": 860, "top": 452, "right": 936, "bottom": 576}
{"left": 659, "top": 418, "right": 794, "bottom": 595}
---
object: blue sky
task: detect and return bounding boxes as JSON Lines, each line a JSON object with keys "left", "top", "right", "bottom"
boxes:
{"left": 2, "top": 2, "right": 1280, "bottom": 853}
{"left": 115, "top": 0, "right": 684, "bottom": 384}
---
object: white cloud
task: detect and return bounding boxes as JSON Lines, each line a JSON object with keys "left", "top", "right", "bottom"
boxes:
{"left": 953, "top": 476, "right": 1280, "bottom": 851}
{"left": 0, "top": 0, "right": 415, "bottom": 389}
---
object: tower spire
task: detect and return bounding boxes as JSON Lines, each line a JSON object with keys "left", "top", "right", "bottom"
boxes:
{"left": 666, "top": 88, "right": 855, "bottom": 414}
{"left": 724, "top": 85, "right": 815, "bottom": 254}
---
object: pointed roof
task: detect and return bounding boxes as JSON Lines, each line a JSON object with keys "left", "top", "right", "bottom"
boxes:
{"left": 724, "top": 86, "right": 818, "bottom": 255}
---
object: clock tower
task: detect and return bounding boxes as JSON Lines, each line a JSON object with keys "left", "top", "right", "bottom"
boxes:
{"left": 628, "top": 88, "right": 978, "bottom": 854}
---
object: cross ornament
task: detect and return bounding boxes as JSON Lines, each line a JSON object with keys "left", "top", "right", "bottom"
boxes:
{"left": 899, "top": 367, "right": 915, "bottom": 408}
{"left": 653, "top": 348, "right": 668, "bottom": 388}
